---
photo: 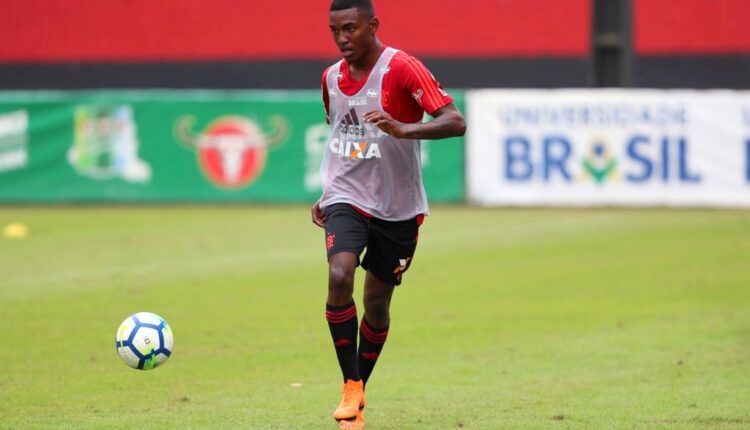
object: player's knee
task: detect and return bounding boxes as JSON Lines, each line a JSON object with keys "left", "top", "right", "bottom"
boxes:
{"left": 328, "top": 263, "right": 355, "bottom": 292}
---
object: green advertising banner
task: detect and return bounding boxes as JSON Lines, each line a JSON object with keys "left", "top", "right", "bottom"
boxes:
{"left": 0, "top": 91, "right": 464, "bottom": 203}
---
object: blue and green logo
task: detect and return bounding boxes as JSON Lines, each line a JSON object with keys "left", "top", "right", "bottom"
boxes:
{"left": 582, "top": 140, "right": 618, "bottom": 184}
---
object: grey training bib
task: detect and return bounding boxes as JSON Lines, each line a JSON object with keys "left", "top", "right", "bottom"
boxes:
{"left": 319, "top": 47, "right": 429, "bottom": 221}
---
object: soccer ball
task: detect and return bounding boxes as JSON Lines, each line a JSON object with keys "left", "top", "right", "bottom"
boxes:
{"left": 115, "top": 312, "right": 174, "bottom": 370}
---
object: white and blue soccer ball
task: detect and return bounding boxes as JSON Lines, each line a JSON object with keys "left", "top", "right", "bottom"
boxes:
{"left": 115, "top": 312, "right": 174, "bottom": 370}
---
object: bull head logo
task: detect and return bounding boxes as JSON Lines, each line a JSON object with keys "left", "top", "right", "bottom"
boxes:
{"left": 175, "top": 115, "right": 288, "bottom": 189}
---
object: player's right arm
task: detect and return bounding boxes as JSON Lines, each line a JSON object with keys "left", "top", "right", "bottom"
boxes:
{"left": 311, "top": 203, "right": 325, "bottom": 228}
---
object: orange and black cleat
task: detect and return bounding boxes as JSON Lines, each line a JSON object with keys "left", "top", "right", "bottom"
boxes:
{"left": 338, "top": 410, "right": 365, "bottom": 429}
{"left": 333, "top": 379, "right": 365, "bottom": 421}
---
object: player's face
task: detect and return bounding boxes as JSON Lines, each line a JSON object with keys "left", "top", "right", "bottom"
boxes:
{"left": 329, "top": 8, "right": 376, "bottom": 63}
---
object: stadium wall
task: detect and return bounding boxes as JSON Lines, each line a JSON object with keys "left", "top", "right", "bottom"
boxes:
{"left": 3, "top": 0, "right": 750, "bottom": 89}
{"left": 0, "top": 0, "right": 592, "bottom": 89}
{"left": 633, "top": 0, "right": 750, "bottom": 88}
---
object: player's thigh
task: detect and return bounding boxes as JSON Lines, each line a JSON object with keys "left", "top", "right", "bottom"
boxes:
{"left": 362, "top": 217, "right": 420, "bottom": 286}
{"left": 323, "top": 203, "right": 369, "bottom": 264}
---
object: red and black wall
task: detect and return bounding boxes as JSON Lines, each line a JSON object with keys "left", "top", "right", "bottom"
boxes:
{"left": 1, "top": 0, "right": 749, "bottom": 89}
{"left": 633, "top": 0, "right": 750, "bottom": 88}
{"left": 0, "top": 0, "right": 592, "bottom": 89}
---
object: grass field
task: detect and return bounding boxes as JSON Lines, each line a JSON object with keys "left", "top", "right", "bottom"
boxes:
{"left": 1, "top": 206, "right": 749, "bottom": 429}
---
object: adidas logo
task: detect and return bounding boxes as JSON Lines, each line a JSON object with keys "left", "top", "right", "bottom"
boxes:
{"left": 337, "top": 108, "right": 367, "bottom": 137}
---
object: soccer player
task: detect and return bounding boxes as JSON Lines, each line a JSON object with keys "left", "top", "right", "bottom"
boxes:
{"left": 311, "top": 0, "right": 466, "bottom": 428}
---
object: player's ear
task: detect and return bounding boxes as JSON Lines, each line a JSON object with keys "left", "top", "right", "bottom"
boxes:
{"left": 369, "top": 16, "right": 379, "bottom": 34}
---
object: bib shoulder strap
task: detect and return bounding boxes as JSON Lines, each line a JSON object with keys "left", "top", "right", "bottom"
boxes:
{"left": 326, "top": 60, "right": 344, "bottom": 89}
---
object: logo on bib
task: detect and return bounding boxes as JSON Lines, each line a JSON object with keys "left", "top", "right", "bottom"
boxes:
{"left": 337, "top": 108, "right": 372, "bottom": 137}
{"left": 329, "top": 108, "right": 383, "bottom": 159}
{"left": 412, "top": 89, "right": 424, "bottom": 106}
{"left": 328, "top": 138, "right": 381, "bottom": 159}
{"left": 348, "top": 98, "right": 367, "bottom": 107}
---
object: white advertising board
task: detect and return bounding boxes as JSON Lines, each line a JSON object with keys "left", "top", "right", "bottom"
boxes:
{"left": 466, "top": 90, "right": 750, "bottom": 207}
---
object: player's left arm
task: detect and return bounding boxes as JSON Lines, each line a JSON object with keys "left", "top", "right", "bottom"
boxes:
{"left": 363, "top": 102, "right": 465, "bottom": 139}
{"left": 363, "top": 55, "right": 465, "bottom": 139}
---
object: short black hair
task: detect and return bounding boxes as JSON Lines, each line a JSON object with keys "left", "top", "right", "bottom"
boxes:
{"left": 330, "top": 0, "right": 375, "bottom": 17}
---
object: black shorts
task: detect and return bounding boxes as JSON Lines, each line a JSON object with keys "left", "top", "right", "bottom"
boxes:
{"left": 323, "top": 203, "right": 423, "bottom": 286}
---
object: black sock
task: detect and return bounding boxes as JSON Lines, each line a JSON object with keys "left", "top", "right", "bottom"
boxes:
{"left": 358, "top": 316, "right": 389, "bottom": 386}
{"left": 326, "top": 301, "right": 360, "bottom": 382}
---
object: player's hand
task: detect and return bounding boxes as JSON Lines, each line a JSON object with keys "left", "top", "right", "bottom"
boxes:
{"left": 311, "top": 203, "right": 326, "bottom": 228}
{"left": 364, "top": 110, "right": 405, "bottom": 138}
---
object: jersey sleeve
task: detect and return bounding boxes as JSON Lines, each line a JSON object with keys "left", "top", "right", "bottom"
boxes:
{"left": 321, "top": 67, "right": 331, "bottom": 124}
{"left": 397, "top": 55, "right": 453, "bottom": 116}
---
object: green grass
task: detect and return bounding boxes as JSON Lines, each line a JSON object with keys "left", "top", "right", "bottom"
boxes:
{"left": 0, "top": 206, "right": 749, "bottom": 429}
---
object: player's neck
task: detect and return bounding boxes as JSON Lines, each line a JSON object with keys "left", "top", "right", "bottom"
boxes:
{"left": 347, "top": 40, "right": 384, "bottom": 76}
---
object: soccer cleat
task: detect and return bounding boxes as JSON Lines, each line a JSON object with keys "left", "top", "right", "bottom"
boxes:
{"left": 333, "top": 379, "right": 364, "bottom": 420}
{"left": 338, "top": 410, "right": 365, "bottom": 429}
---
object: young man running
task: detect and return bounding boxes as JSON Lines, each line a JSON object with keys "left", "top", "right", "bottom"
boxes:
{"left": 312, "top": 1, "right": 466, "bottom": 428}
